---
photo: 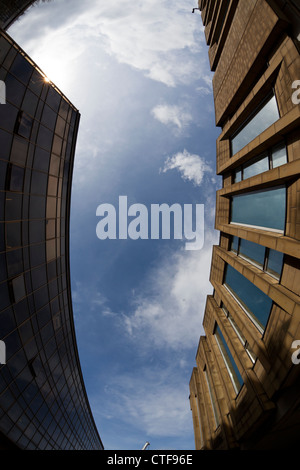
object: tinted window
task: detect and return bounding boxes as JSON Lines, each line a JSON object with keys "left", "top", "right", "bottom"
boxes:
{"left": 10, "top": 136, "right": 28, "bottom": 166}
{"left": 231, "top": 94, "right": 279, "bottom": 155}
{"left": 224, "top": 264, "right": 273, "bottom": 331}
{"left": 231, "top": 186, "right": 286, "bottom": 231}
{"left": 10, "top": 54, "right": 33, "bottom": 85}
{"left": 243, "top": 154, "right": 269, "bottom": 179}
{"left": 215, "top": 324, "right": 243, "bottom": 393}
{"left": 266, "top": 249, "right": 284, "bottom": 278}
{"left": 16, "top": 112, "right": 33, "bottom": 140}
{"left": 5, "top": 73, "right": 25, "bottom": 107}
{"left": 0, "top": 129, "right": 12, "bottom": 160}
{"left": 239, "top": 238, "right": 265, "bottom": 266}
{"left": 33, "top": 147, "right": 50, "bottom": 173}
{"left": 21, "top": 89, "right": 39, "bottom": 117}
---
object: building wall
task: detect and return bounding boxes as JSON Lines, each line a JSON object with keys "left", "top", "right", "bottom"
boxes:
{"left": 0, "top": 0, "right": 37, "bottom": 31}
{"left": 190, "top": 0, "right": 300, "bottom": 450}
{"left": 0, "top": 30, "right": 103, "bottom": 450}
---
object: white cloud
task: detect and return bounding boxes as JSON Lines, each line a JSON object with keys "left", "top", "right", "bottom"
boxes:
{"left": 151, "top": 104, "right": 192, "bottom": 130}
{"left": 10, "top": 0, "right": 207, "bottom": 88}
{"left": 123, "top": 232, "right": 217, "bottom": 352}
{"left": 161, "top": 149, "right": 213, "bottom": 186}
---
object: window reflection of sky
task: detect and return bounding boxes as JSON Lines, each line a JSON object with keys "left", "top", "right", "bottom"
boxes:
{"left": 224, "top": 264, "right": 273, "bottom": 331}
{"left": 231, "top": 95, "right": 279, "bottom": 155}
{"left": 231, "top": 186, "right": 286, "bottom": 231}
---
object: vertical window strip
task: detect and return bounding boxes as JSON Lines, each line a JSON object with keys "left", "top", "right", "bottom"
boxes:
{"left": 204, "top": 367, "right": 220, "bottom": 429}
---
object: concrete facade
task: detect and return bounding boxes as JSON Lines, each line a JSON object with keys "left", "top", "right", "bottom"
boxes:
{"left": 189, "top": 0, "right": 300, "bottom": 450}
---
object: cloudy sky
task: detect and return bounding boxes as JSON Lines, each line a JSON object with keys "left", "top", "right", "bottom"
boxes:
{"left": 10, "top": 0, "right": 221, "bottom": 450}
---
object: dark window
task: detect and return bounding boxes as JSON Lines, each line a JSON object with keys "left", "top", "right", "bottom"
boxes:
{"left": 0, "top": 36, "right": 11, "bottom": 63}
{"left": 0, "top": 102, "right": 19, "bottom": 132}
{"left": 29, "top": 242, "right": 46, "bottom": 267}
{"left": 10, "top": 54, "right": 33, "bottom": 85}
{"left": 15, "top": 111, "right": 33, "bottom": 139}
{"left": 224, "top": 264, "right": 273, "bottom": 332}
{"left": 5, "top": 73, "right": 25, "bottom": 107}
{"left": 6, "top": 248, "right": 23, "bottom": 277}
{"left": 36, "top": 124, "right": 53, "bottom": 152}
{"left": 46, "top": 87, "right": 61, "bottom": 113}
{"left": 41, "top": 104, "right": 57, "bottom": 131}
{"left": 11, "top": 274, "right": 26, "bottom": 303}
{"left": 33, "top": 147, "right": 50, "bottom": 173}
{"left": 10, "top": 135, "right": 28, "bottom": 166}
{"left": 6, "top": 222, "right": 21, "bottom": 248}
{"left": 31, "top": 265, "right": 47, "bottom": 290}
{"left": 28, "top": 69, "right": 44, "bottom": 97}
{"left": 30, "top": 170, "right": 48, "bottom": 196}
{"left": 0, "top": 129, "right": 13, "bottom": 160}
{"left": 29, "top": 220, "right": 45, "bottom": 244}
{"left": 214, "top": 324, "right": 243, "bottom": 394}
{"left": 21, "top": 89, "right": 39, "bottom": 117}
{"left": 6, "top": 164, "right": 24, "bottom": 192}
{"left": 5, "top": 192, "right": 22, "bottom": 221}
{"left": 29, "top": 195, "right": 46, "bottom": 219}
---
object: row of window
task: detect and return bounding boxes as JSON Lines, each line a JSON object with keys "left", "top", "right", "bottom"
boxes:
{"left": 234, "top": 141, "right": 287, "bottom": 183}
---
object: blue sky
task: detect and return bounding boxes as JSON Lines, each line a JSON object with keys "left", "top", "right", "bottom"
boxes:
{"left": 10, "top": 0, "right": 221, "bottom": 450}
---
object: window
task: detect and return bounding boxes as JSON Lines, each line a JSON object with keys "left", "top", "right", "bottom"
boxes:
{"left": 234, "top": 141, "right": 287, "bottom": 182}
{"left": 214, "top": 324, "right": 244, "bottom": 394}
{"left": 231, "top": 94, "right": 280, "bottom": 155}
{"left": 231, "top": 186, "right": 286, "bottom": 232}
{"left": 222, "top": 304, "right": 256, "bottom": 363}
{"left": 6, "top": 164, "right": 24, "bottom": 192}
{"left": 204, "top": 367, "right": 219, "bottom": 428}
{"left": 230, "top": 236, "right": 284, "bottom": 280}
{"left": 224, "top": 264, "right": 273, "bottom": 333}
{"left": 15, "top": 111, "right": 33, "bottom": 140}
{"left": 10, "top": 54, "right": 33, "bottom": 85}
{"left": 11, "top": 274, "right": 26, "bottom": 303}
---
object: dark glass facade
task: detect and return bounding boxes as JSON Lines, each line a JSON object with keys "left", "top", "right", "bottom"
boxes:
{"left": 0, "top": 30, "right": 103, "bottom": 450}
{"left": 0, "top": 0, "right": 37, "bottom": 31}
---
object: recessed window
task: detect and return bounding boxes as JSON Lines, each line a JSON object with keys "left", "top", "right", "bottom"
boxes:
{"left": 15, "top": 111, "right": 33, "bottom": 140}
{"left": 231, "top": 186, "right": 286, "bottom": 232}
{"left": 230, "top": 236, "right": 284, "bottom": 280}
{"left": 231, "top": 94, "right": 280, "bottom": 155}
{"left": 224, "top": 264, "right": 273, "bottom": 333}
{"left": 214, "top": 324, "right": 244, "bottom": 394}
{"left": 222, "top": 304, "right": 256, "bottom": 363}
{"left": 234, "top": 141, "right": 287, "bottom": 182}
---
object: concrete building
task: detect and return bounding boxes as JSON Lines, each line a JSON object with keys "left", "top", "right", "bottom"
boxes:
{"left": 0, "top": 27, "right": 103, "bottom": 449}
{"left": 189, "top": 0, "right": 300, "bottom": 450}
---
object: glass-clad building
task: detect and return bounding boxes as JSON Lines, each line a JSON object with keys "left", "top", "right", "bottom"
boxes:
{"left": 0, "top": 30, "right": 103, "bottom": 450}
{"left": 190, "top": 0, "right": 300, "bottom": 451}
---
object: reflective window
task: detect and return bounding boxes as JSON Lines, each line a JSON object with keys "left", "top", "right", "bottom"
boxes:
{"left": 29, "top": 220, "right": 45, "bottom": 245}
{"left": 33, "top": 147, "right": 50, "bottom": 173}
{"left": 46, "top": 87, "right": 61, "bottom": 113}
{"left": 266, "top": 249, "right": 284, "bottom": 278}
{"left": 231, "top": 186, "right": 286, "bottom": 231}
{"left": 6, "top": 222, "right": 21, "bottom": 248}
{"left": 10, "top": 54, "right": 33, "bottom": 85}
{"left": 10, "top": 136, "right": 28, "bottom": 166}
{"left": 239, "top": 238, "right": 265, "bottom": 267}
{"left": 22, "top": 89, "right": 39, "bottom": 117}
{"left": 16, "top": 111, "right": 33, "bottom": 140}
{"left": 214, "top": 324, "right": 243, "bottom": 394}
{"left": 222, "top": 304, "right": 256, "bottom": 363}
{"left": 36, "top": 124, "right": 53, "bottom": 152}
{"left": 6, "top": 164, "right": 24, "bottom": 192}
{"left": 5, "top": 193, "right": 22, "bottom": 221}
{"left": 11, "top": 275, "right": 26, "bottom": 303}
{"left": 41, "top": 104, "right": 57, "bottom": 131}
{"left": 5, "top": 73, "right": 26, "bottom": 107}
{"left": 0, "top": 129, "right": 13, "bottom": 160}
{"left": 224, "top": 264, "right": 273, "bottom": 332}
{"left": 230, "top": 236, "right": 284, "bottom": 280}
{"left": 28, "top": 69, "right": 44, "bottom": 97}
{"left": 231, "top": 94, "right": 280, "bottom": 155}
{"left": 234, "top": 141, "right": 287, "bottom": 183}
{"left": 31, "top": 170, "right": 48, "bottom": 196}
{"left": 0, "top": 102, "right": 19, "bottom": 132}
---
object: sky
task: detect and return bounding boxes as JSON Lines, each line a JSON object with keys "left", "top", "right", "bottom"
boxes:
{"left": 9, "top": 0, "right": 221, "bottom": 450}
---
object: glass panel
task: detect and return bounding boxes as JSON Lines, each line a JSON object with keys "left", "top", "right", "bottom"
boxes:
{"left": 239, "top": 238, "right": 265, "bottom": 267}
{"left": 36, "top": 124, "right": 53, "bottom": 152}
{"left": 12, "top": 275, "right": 26, "bottom": 303}
{"left": 33, "top": 147, "right": 50, "bottom": 173}
{"left": 5, "top": 73, "right": 25, "bottom": 107}
{"left": 215, "top": 324, "right": 243, "bottom": 393}
{"left": 10, "top": 54, "right": 33, "bottom": 85}
{"left": 8, "top": 164, "right": 24, "bottom": 192}
{"left": 231, "top": 235, "right": 239, "bottom": 253}
{"left": 41, "top": 104, "right": 57, "bottom": 131}
{"left": 30, "top": 170, "right": 48, "bottom": 196}
{"left": 46, "top": 87, "right": 61, "bottom": 113}
{"left": 272, "top": 142, "right": 287, "bottom": 168}
{"left": 266, "top": 249, "right": 284, "bottom": 278}
{"left": 21, "top": 89, "right": 39, "bottom": 117}
{"left": 10, "top": 136, "right": 28, "bottom": 166}
{"left": 234, "top": 168, "right": 242, "bottom": 183}
{"left": 243, "top": 154, "right": 269, "bottom": 179}
{"left": 231, "top": 186, "right": 286, "bottom": 231}
{"left": 6, "top": 222, "right": 21, "bottom": 248}
{"left": 224, "top": 264, "right": 273, "bottom": 331}
{"left": 16, "top": 112, "right": 33, "bottom": 140}
{"left": 0, "top": 129, "right": 13, "bottom": 160}
{"left": 28, "top": 70, "right": 44, "bottom": 97}
{"left": 231, "top": 95, "right": 279, "bottom": 155}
